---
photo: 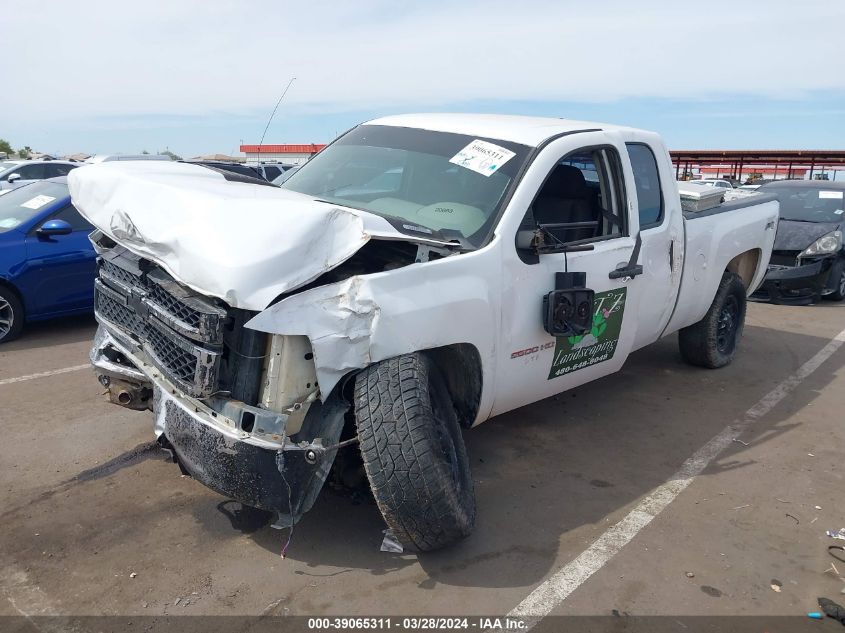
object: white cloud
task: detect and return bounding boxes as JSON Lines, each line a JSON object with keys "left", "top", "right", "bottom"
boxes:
{"left": 3, "top": 0, "right": 844, "bottom": 124}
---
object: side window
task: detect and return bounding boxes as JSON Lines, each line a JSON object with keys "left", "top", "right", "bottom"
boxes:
{"left": 530, "top": 147, "right": 626, "bottom": 245}
{"left": 52, "top": 205, "right": 94, "bottom": 231}
{"left": 18, "top": 164, "right": 47, "bottom": 180}
{"left": 50, "top": 164, "right": 74, "bottom": 177}
{"left": 262, "top": 166, "right": 282, "bottom": 180}
{"left": 625, "top": 143, "right": 663, "bottom": 227}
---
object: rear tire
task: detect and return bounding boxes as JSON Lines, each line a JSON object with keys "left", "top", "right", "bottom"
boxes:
{"left": 679, "top": 272, "right": 746, "bottom": 369}
{"left": 822, "top": 259, "right": 845, "bottom": 302}
{"left": 354, "top": 353, "right": 475, "bottom": 552}
{"left": 0, "top": 286, "right": 24, "bottom": 344}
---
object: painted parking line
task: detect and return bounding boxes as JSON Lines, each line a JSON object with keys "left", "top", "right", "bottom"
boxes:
{"left": 0, "top": 364, "right": 90, "bottom": 387}
{"left": 498, "top": 326, "right": 845, "bottom": 631}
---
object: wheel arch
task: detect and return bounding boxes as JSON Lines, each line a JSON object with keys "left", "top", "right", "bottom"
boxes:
{"left": 339, "top": 343, "right": 484, "bottom": 430}
{"left": 0, "top": 278, "right": 25, "bottom": 318}
{"left": 422, "top": 343, "right": 483, "bottom": 429}
{"left": 725, "top": 248, "right": 762, "bottom": 290}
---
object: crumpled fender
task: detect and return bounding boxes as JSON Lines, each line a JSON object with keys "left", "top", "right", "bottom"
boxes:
{"left": 245, "top": 258, "right": 498, "bottom": 416}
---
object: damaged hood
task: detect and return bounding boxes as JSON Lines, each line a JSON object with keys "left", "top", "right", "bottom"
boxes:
{"left": 774, "top": 220, "right": 842, "bottom": 251}
{"left": 68, "top": 161, "right": 441, "bottom": 310}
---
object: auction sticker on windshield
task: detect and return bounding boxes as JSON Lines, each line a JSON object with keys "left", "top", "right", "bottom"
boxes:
{"left": 548, "top": 288, "right": 627, "bottom": 379}
{"left": 449, "top": 139, "right": 515, "bottom": 177}
{"left": 819, "top": 191, "right": 844, "bottom": 199}
{"left": 20, "top": 195, "right": 56, "bottom": 210}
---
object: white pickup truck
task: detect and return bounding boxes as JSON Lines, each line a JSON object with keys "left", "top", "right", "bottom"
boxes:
{"left": 70, "top": 114, "right": 778, "bottom": 552}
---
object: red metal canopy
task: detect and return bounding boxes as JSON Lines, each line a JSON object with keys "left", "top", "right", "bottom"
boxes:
{"left": 240, "top": 144, "right": 326, "bottom": 154}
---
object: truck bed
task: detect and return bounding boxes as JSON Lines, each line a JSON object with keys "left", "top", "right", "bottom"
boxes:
{"left": 665, "top": 194, "right": 779, "bottom": 335}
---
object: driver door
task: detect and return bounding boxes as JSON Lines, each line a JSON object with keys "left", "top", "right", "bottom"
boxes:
{"left": 492, "top": 133, "right": 642, "bottom": 416}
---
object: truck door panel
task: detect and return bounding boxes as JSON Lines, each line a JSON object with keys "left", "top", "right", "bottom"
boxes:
{"left": 493, "top": 133, "right": 641, "bottom": 416}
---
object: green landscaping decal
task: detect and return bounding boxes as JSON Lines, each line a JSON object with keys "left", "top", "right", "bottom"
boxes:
{"left": 548, "top": 287, "right": 627, "bottom": 380}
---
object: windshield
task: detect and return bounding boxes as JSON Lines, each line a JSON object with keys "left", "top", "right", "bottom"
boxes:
{"left": 0, "top": 162, "right": 19, "bottom": 172}
{"left": 763, "top": 185, "right": 845, "bottom": 222}
{"left": 281, "top": 125, "right": 531, "bottom": 246}
{"left": 0, "top": 181, "right": 68, "bottom": 233}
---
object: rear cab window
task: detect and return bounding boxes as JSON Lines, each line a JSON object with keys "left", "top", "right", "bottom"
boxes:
{"left": 626, "top": 143, "right": 664, "bottom": 228}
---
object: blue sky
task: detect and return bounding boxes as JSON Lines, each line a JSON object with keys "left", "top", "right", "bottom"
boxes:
{"left": 4, "top": 1, "right": 844, "bottom": 156}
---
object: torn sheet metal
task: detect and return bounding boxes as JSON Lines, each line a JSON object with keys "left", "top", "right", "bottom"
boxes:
{"left": 92, "top": 322, "right": 344, "bottom": 522}
{"left": 246, "top": 256, "right": 499, "bottom": 421}
{"left": 68, "top": 161, "right": 453, "bottom": 310}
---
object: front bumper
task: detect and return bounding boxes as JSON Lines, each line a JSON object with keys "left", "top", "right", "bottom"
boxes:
{"left": 91, "top": 324, "right": 346, "bottom": 525}
{"left": 752, "top": 259, "right": 833, "bottom": 305}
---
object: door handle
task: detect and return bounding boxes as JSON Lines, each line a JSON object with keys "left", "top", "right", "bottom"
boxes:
{"left": 608, "top": 263, "right": 644, "bottom": 279}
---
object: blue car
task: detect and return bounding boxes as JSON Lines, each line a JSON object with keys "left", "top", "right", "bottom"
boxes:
{"left": 0, "top": 177, "right": 96, "bottom": 343}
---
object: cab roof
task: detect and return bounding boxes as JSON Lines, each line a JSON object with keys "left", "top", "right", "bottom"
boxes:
{"left": 364, "top": 113, "right": 643, "bottom": 148}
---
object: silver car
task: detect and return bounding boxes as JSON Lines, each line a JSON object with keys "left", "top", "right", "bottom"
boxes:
{"left": 0, "top": 160, "right": 79, "bottom": 191}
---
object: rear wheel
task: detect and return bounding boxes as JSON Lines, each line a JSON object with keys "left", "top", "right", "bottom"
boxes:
{"left": 354, "top": 353, "right": 475, "bottom": 552}
{"left": 679, "top": 272, "right": 746, "bottom": 369}
{"left": 0, "top": 287, "right": 24, "bottom": 344}
{"left": 822, "top": 259, "right": 845, "bottom": 302}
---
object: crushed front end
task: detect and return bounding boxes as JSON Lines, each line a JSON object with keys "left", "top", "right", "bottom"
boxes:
{"left": 89, "top": 242, "right": 347, "bottom": 525}
{"left": 752, "top": 250, "right": 835, "bottom": 305}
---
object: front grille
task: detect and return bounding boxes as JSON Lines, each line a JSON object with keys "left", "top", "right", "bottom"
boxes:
{"left": 94, "top": 250, "right": 226, "bottom": 397}
{"left": 145, "top": 320, "right": 206, "bottom": 386}
{"left": 769, "top": 251, "right": 799, "bottom": 268}
{"left": 149, "top": 282, "right": 202, "bottom": 328}
{"left": 95, "top": 284, "right": 144, "bottom": 338}
{"left": 101, "top": 259, "right": 140, "bottom": 288}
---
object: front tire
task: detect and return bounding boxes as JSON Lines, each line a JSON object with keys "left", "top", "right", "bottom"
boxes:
{"left": 0, "top": 286, "right": 24, "bottom": 344}
{"left": 822, "top": 259, "right": 845, "bottom": 302}
{"left": 679, "top": 272, "right": 746, "bottom": 368}
{"left": 354, "top": 353, "right": 475, "bottom": 552}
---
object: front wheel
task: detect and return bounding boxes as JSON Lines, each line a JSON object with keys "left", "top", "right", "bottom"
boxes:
{"left": 822, "top": 259, "right": 845, "bottom": 302}
{"left": 354, "top": 353, "right": 475, "bottom": 552}
{"left": 679, "top": 272, "right": 747, "bottom": 369}
{"left": 0, "top": 286, "right": 24, "bottom": 344}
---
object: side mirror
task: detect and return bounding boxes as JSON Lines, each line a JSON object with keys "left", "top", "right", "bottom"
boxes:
{"left": 7, "top": 173, "right": 21, "bottom": 183}
{"left": 37, "top": 219, "right": 73, "bottom": 237}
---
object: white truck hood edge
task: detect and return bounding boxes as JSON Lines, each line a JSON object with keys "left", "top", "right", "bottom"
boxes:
{"left": 68, "top": 162, "right": 440, "bottom": 310}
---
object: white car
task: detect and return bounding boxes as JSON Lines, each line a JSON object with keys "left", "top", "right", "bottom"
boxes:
{"left": 71, "top": 113, "right": 779, "bottom": 552}
{"left": 694, "top": 178, "right": 734, "bottom": 189}
{"left": 0, "top": 160, "right": 79, "bottom": 191}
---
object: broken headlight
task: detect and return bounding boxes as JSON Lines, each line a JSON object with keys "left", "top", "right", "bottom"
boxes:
{"left": 800, "top": 230, "right": 842, "bottom": 257}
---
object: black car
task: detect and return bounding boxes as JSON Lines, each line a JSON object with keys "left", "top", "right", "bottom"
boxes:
{"left": 754, "top": 180, "right": 845, "bottom": 304}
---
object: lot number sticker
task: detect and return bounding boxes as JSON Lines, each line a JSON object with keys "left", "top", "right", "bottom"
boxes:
{"left": 819, "top": 191, "right": 844, "bottom": 199}
{"left": 548, "top": 288, "right": 627, "bottom": 379}
{"left": 449, "top": 139, "right": 515, "bottom": 177}
{"left": 20, "top": 195, "right": 56, "bottom": 210}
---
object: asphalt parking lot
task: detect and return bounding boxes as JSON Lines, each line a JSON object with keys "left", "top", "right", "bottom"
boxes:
{"left": 1, "top": 302, "right": 844, "bottom": 626}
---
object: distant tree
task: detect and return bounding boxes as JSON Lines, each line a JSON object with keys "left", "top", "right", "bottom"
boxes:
{"left": 141, "top": 149, "right": 150, "bottom": 155}
{"left": 0, "top": 138, "right": 13, "bottom": 156}
{"left": 159, "top": 149, "right": 182, "bottom": 161}
{"left": 17, "top": 146, "right": 32, "bottom": 159}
